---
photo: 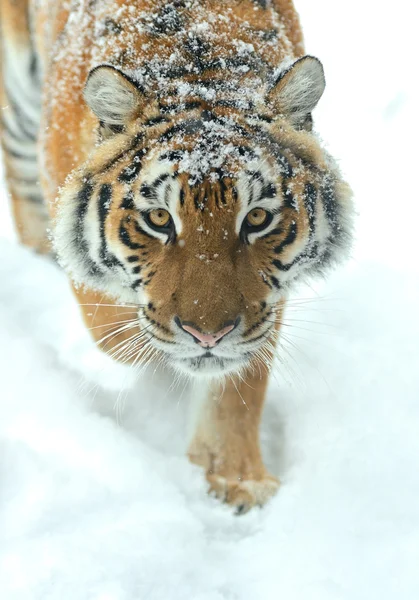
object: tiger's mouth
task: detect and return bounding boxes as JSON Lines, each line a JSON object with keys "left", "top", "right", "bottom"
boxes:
{"left": 172, "top": 353, "right": 249, "bottom": 377}
{"left": 156, "top": 336, "right": 268, "bottom": 377}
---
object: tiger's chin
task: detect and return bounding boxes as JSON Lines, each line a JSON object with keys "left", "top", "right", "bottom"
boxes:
{"left": 170, "top": 354, "right": 249, "bottom": 379}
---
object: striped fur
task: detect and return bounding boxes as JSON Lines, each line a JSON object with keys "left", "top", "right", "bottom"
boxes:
{"left": 1, "top": 0, "right": 353, "bottom": 377}
{"left": 1, "top": 0, "right": 354, "bottom": 510}
{"left": 0, "top": 0, "right": 49, "bottom": 250}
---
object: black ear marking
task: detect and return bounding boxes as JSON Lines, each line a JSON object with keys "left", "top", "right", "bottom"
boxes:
{"left": 267, "top": 56, "right": 325, "bottom": 127}
{"left": 84, "top": 65, "right": 146, "bottom": 129}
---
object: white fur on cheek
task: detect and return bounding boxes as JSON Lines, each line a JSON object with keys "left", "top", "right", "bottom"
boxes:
{"left": 53, "top": 177, "right": 138, "bottom": 304}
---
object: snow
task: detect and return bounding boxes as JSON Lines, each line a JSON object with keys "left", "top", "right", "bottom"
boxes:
{"left": 1, "top": 1, "right": 419, "bottom": 599}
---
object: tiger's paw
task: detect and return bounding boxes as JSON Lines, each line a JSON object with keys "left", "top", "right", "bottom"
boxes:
{"left": 207, "top": 473, "right": 280, "bottom": 515}
{"left": 189, "top": 440, "right": 279, "bottom": 514}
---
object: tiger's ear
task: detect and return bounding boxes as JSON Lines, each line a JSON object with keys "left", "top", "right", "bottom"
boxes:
{"left": 84, "top": 65, "right": 145, "bottom": 134}
{"left": 267, "top": 56, "right": 325, "bottom": 128}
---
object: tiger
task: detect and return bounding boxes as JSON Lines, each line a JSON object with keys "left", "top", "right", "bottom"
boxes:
{"left": 0, "top": 0, "right": 353, "bottom": 513}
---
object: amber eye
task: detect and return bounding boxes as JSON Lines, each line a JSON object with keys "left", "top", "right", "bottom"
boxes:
{"left": 241, "top": 207, "right": 273, "bottom": 242}
{"left": 148, "top": 209, "right": 171, "bottom": 228}
{"left": 246, "top": 208, "right": 268, "bottom": 228}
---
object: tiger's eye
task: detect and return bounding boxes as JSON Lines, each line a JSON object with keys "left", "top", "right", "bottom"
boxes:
{"left": 246, "top": 208, "right": 268, "bottom": 227}
{"left": 148, "top": 209, "right": 170, "bottom": 228}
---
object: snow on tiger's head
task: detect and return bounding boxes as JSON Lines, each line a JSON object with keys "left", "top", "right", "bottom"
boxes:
{"left": 54, "top": 58, "right": 353, "bottom": 377}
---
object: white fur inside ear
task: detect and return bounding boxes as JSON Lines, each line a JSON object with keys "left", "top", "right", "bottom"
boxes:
{"left": 271, "top": 56, "right": 325, "bottom": 121}
{"left": 83, "top": 66, "right": 142, "bottom": 125}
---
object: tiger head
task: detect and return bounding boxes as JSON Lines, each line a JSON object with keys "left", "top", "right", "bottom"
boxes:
{"left": 55, "top": 56, "right": 353, "bottom": 377}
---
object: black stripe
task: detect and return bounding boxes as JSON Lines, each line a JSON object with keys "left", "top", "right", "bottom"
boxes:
{"left": 120, "top": 192, "right": 135, "bottom": 210}
{"left": 250, "top": 114, "right": 274, "bottom": 123}
{"left": 10, "top": 175, "right": 39, "bottom": 185}
{"left": 321, "top": 178, "right": 339, "bottom": 237}
{"left": 1, "top": 117, "right": 29, "bottom": 142}
{"left": 247, "top": 181, "right": 255, "bottom": 207}
{"left": 270, "top": 146, "right": 294, "bottom": 178}
{"left": 4, "top": 85, "right": 38, "bottom": 140}
{"left": 159, "top": 101, "right": 201, "bottom": 114}
{"left": 29, "top": 53, "right": 38, "bottom": 78}
{"left": 237, "top": 146, "right": 258, "bottom": 160}
{"left": 261, "top": 29, "right": 278, "bottom": 41}
{"left": 134, "top": 222, "right": 156, "bottom": 239}
{"left": 159, "top": 150, "right": 185, "bottom": 162}
{"left": 282, "top": 180, "right": 298, "bottom": 209}
{"left": 98, "top": 183, "right": 112, "bottom": 261}
{"left": 183, "top": 45, "right": 268, "bottom": 76}
{"left": 273, "top": 241, "right": 320, "bottom": 273}
{"left": 131, "top": 278, "right": 143, "bottom": 290}
{"left": 272, "top": 258, "right": 294, "bottom": 272}
{"left": 151, "top": 320, "right": 172, "bottom": 335}
{"left": 73, "top": 176, "right": 103, "bottom": 277}
{"left": 152, "top": 173, "right": 170, "bottom": 188}
{"left": 261, "top": 183, "right": 277, "bottom": 199}
{"left": 273, "top": 221, "right": 298, "bottom": 254}
{"left": 75, "top": 179, "right": 95, "bottom": 259}
{"left": 145, "top": 3, "right": 184, "bottom": 35}
{"left": 213, "top": 99, "right": 254, "bottom": 110}
{"left": 2, "top": 142, "right": 36, "bottom": 160}
{"left": 252, "top": 0, "right": 268, "bottom": 8}
{"left": 201, "top": 110, "right": 217, "bottom": 122}
{"left": 140, "top": 183, "right": 157, "bottom": 200}
{"left": 270, "top": 275, "right": 281, "bottom": 289}
{"left": 100, "top": 132, "right": 145, "bottom": 174}
{"left": 164, "top": 183, "right": 172, "bottom": 208}
{"left": 158, "top": 120, "right": 201, "bottom": 143}
{"left": 100, "top": 18, "right": 123, "bottom": 35}
{"left": 144, "top": 115, "right": 170, "bottom": 127}
{"left": 193, "top": 187, "right": 206, "bottom": 210}
{"left": 260, "top": 226, "right": 283, "bottom": 240}
{"left": 219, "top": 175, "right": 227, "bottom": 205}
{"left": 98, "top": 184, "right": 124, "bottom": 269}
{"left": 26, "top": 193, "right": 43, "bottom": 204}
{"left": 159, "top": 115, "right": 249, "bottom": 144}
{"left": 247, "top": 128, "right": 295, "bottom": 177}
{"left": 100, "top": 122, "right": 124, "bottom": 135}
{"left": 243, "top": 319, "right": 266, "bottom": 337}
{"left": 304, "top": 183, "right": 317, "bottom": 232}
{"left": 118, "top": 148, "right": 147, "bottom": 183}
{"left": 246, "top": 170, "right": 263, "bottom": 183}
{"left": 119, "top": 219, "right": 145, "bottom": 250}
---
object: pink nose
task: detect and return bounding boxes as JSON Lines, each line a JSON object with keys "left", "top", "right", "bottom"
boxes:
{"left": 179, "top": 321, "right": 237, "bottom": 348}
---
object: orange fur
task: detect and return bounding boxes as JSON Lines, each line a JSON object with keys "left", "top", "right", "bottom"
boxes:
{"left": 1, "top": 1, "right": 352, "bottom": 511}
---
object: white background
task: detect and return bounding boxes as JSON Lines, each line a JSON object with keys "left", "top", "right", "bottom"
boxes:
{"left": 1, "top": 1, "right": 418, "bottom": 598}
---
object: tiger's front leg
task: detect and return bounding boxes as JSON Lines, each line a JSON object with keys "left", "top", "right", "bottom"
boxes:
{"left": 188, "top": 364, "right": 279, "bottom": 514}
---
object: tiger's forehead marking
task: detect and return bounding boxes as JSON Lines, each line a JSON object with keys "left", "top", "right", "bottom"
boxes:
{"left": 152, "top": 113, "right": 264, "bottom": 185}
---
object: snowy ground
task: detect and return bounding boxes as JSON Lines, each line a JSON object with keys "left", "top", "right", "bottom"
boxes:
{"left": 1, "top": 1, "right": 419, "bottom": 599}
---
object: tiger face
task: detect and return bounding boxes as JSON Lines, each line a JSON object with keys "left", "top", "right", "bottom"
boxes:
{"left": 55, "top": 57, "right": 352, "bottom": 377}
